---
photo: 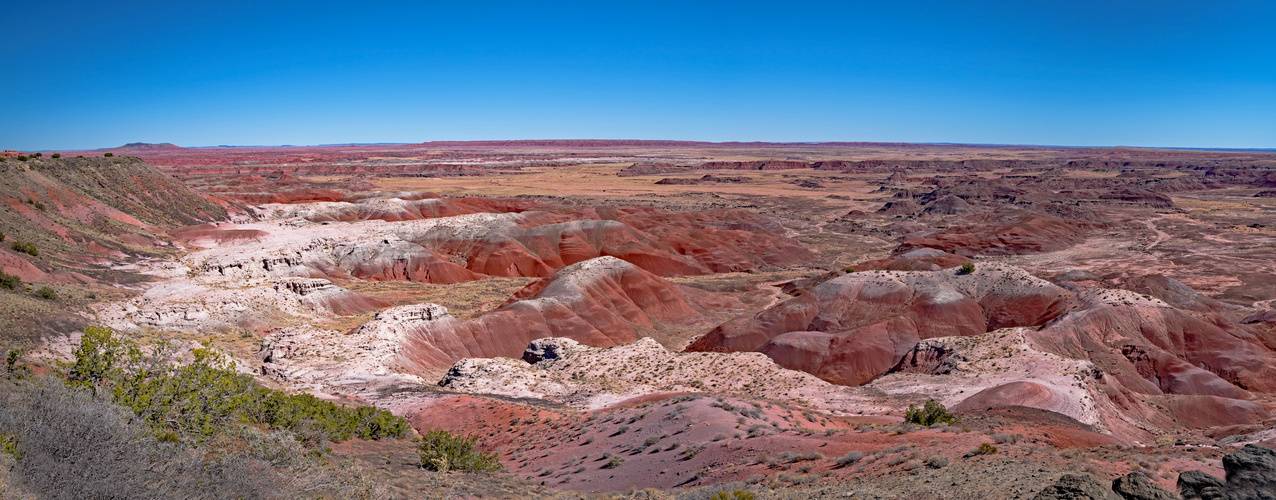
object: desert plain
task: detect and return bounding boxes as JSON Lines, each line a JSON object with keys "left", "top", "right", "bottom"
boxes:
{"left": 2, "top": 140, "right": 1276, "bottom": 499}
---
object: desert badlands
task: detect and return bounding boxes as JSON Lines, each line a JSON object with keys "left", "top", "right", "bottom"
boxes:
{"left": 2, "top": 140, "right": 1276, "bottom": 499}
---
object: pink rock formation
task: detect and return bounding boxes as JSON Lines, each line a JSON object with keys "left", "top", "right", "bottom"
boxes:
{"left": 688, "top": 265, "right": 1073, "bottom": 385}
{"left": 953, "top": 381, "right": 1080, "bottom": 417}
{"left": 386, "top": 257, "right": 740, "bottom": 375}
{"left": 1027, "top": 300, "right": 1276, "bottom": 395}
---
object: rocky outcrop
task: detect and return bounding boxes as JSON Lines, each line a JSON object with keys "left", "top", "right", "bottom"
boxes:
{"left": 1111, "top": 471, "right": 1177, "bottom": 500}
{"left": 439, "top": 337, "right": 880, "bottom": 411}
{"left": 102, "top": 277, "right": 380, "bottom": 333}
{"left": 1179, "top": 470, "right": 1226, "bottom": 500}
{"left": 273, "top": 277, "right": 384, "bottom": 316}
{"left": 1033, "top": 474, "right": 1120, "bottom": 500}
{"left": 1242, "top": 310, "right": 1276, "bottom": 324}
{"left": 1222, "top": 444, "right": 1276, "bottom": 497}
{"left": 1034, "top": 471, "right": 1176, "bottom": 500}
{"left": 1177, "top": 445, "right": 1276, "bottom": 500}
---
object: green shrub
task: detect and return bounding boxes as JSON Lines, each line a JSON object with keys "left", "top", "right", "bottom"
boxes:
{"left": 242, "top": 391, "right": 409, "bottom": 442}
{"left": 0, "top": 270, "right": 18, "bottom": 290}
{"left": 32, "top": 153, "right": 41, "bottom": 158}
{"left": 959, "top": 262, "right": 975, "bottom": 274}
{"left": 11, "top": 241, "right": 38, "bottom": 256}
{"left": 51, "top": 153, "right": 61, "bottom": 158}
{"left": 844, "top": 267, "right": 856, "bottom": 273}
{"left": 0, "top": 433, "right": 19, "bottom": 460}
{"left": 32, "top": 201, "right": 45, "bottom": 211}
{"left": 973, "top": 443, "right": 997, "bottom": 455}
{"left": 17, "top": 156, "right": 27, "bottom": 161}
{"left": 64, "top": 326, "right": 408, "bottom": 442}
{"left": 0, "top": 230, "right": 5, "bottom": 241}
{"left": 4, "top": 350, "right": 31, "bottom": 381}
{"left": 903, "top": 400, "right": 959, "bottom": 426}
{"left": 35, "top": 286, "right": 57, "bottom": 300}
{"left": 417, "top": 429, "right": 502, "bottom": 472}
{"left": 104, "top": 153, "right": 113, "bottom": 157}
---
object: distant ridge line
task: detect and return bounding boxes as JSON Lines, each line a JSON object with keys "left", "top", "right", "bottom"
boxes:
{"left": 42, "top": 140, "right": 1276, "bottom": 153}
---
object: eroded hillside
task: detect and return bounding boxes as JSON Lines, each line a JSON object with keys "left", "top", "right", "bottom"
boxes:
{"left": 5, "top": 142, "right": 1276, "bottom": 498}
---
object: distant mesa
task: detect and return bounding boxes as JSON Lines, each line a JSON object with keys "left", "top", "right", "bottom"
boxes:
{"left": 114, "top": 142, "right": 185, "bottom": 151}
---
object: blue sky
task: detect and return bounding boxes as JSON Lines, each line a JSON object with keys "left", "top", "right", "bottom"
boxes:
{"left": 2, "top": 1, "right": 1274, "bottom": 150}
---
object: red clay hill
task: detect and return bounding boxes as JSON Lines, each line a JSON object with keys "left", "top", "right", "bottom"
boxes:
{"left": 371, "top": 256, "right": 742, "bottom": 375}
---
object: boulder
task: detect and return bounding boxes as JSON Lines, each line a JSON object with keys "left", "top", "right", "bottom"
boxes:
{"left": 1033, "top": 474, "right": 1120, "bottom": 500}
{"left": 1178, "top": 470, "right": 1225, "bottom": 500}
{"left": 1111, "top": 471, "right": 1177, "bottom": 500}
{"left": 1222, "top": 444, "right": 1276, "bottom": 497}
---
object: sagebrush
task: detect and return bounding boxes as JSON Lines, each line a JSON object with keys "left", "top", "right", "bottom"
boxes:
{"left": 417, "top": 429, "right": 502, "bottom": 473}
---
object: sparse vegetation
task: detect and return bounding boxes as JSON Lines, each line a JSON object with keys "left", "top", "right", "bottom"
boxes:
{"left": 835, "top": 451, "right": 865, "bottom": 467}
{"left": 959, "top": 262, "right": 976, "bottom": 274}
{"left": 603, "top": 455, "right": 625, "bottom": 469}
{"left": 34, "top": 286, "right": 57, "bottom": 300}
{"left": 0, "top": 373, "right": 387, "bottom": 498}
{"left": 64, "top": 325, "right": 408, "bottom": 441}
{"left": 925, "top": 455, "right": 949, "bottom": 468}
{"left": 0, "top": 270, "right": 19, "bottom": 290}
{"left": 417, "top": 429, "right": 503, "bottom": 473}
{"left": 11, "top": 241, "right": 38, "bottom": 256}
{"left": 709, "top": 489, "right": 758, "bottom": 500}
{"left": 51, "top": 153, "right": 61, "bottom": 158}
{"left": 903, "top": 400, "right": 960, "bottom": 426}
{"left": 16, "top": 156, "right": 27, "bottom": 161}
{"left": 971, "top": 443, "right": 998, "bottom": 456}
{"left": 104, "top": 152, "right": 113, "bottom": 157}
{"left": 4, "top": 349, "right": 31, "bottom": 380}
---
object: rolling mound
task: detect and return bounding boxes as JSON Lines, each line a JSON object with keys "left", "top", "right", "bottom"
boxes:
{"left": 951, "top": 381, "right": 1080, "bottom": 417}
{"left": 381, "top": 257, "right": 743, "bottom": 375}
{"left": 687, "top": 265, "right": 1074, "bottom": 386}
{"left": 1027, "top": 289, "right": 1276, "bottom": 395}
{"left": 896, "top": 214, "right": 1099, "bottom": 257}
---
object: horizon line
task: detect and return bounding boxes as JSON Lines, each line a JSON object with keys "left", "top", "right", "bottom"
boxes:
{"left": 15, "top": 139, "right": 1276, "bottom": 153}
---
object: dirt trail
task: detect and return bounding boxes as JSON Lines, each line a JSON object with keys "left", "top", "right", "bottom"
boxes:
{"left": 1143, "top": 217, "right": 1172, "bottom": 251}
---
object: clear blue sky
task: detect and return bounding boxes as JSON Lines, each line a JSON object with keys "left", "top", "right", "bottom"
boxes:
{"left": 3, "top": 1, "right": 1274, "bottom": 150}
